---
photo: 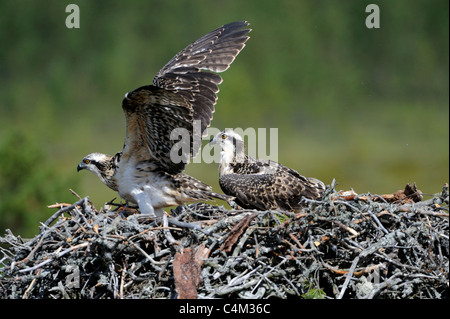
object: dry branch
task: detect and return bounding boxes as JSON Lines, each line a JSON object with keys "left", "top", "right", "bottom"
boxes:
{"left": 0, "top": 183, "right": 448, "bottom": 299}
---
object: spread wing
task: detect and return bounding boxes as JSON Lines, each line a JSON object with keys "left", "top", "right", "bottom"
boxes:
{"left": 122, "top": 21, "right": 251, "bottom": 174}
{"left": 153, "top": 21, "right": 251, "bottom": 156}
{"left": 122, "top": 85, "right": 193, "bottom": 173}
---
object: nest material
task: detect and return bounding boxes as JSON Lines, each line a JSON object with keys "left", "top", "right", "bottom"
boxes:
{"left": 0, "top": 183, "right": 448, "bottom": 299}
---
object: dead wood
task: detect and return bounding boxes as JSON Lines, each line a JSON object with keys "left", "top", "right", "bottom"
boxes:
{"left": 220, "top": 213, "right": 258, "bottom": 252}
{"left": 0, "top": 182, "right": 448, "bottom": 299}
{"left": 173, "top": 247, "right": 202, "bottom": 299}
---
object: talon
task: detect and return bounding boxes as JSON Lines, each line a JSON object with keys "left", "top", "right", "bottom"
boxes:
{"left": 117, "top": 206, "right": 139, "bottom": 216}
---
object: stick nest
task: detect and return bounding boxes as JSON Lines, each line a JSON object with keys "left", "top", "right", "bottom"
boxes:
{"left": 1, "top": 182, "right": 448, "bottom": 299}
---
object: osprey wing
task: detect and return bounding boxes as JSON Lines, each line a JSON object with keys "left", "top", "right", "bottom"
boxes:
{"left": 219, "top": 170, "right": 325, "bottom": 212}
{"left": 219, "top": 172, "right": 303, "bottom": 211}
{"left": 121, "top": 22, "right": 250, "bottom": 174}
{"left": 153, "top": 21, "right": 251, "bottom": 157}
{"left": 122, "top": 85, "right": 194, "bottom": 174}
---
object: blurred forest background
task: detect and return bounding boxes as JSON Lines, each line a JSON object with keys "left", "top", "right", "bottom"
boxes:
{"left": 0, "top": 0, "right": 448, "bottom": 237}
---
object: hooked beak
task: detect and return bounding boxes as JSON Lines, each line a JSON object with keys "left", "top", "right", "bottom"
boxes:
{"left": 77, "top": 163, "right": 85, "bottom": 172}
{"left": 209, "top": 136, "right": 217, "bottom": 145}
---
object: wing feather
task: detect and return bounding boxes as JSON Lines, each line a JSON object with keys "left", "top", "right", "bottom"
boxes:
{"left": 219, "top": 173, "right": 300, "bottom": 211}
{"left": 153, "top": 21, "right": 251, "bottom": 155}
{"left": 220, "top": 168, "right": 325, "bottom": 211}
{"left": 122, "top": 85, "right": 193, "bottom": 173}
{"left": 121, "top": 21, "right": 250, "bottom": 174}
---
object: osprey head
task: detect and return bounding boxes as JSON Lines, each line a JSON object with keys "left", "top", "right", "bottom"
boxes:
{"left": 209, "top": 129, "right": 245, "bottom": 163}
{"left": 77, "top": 152, "right": 112, "bottom": 175}
{"left": 77, "top": 152, "right": 119, "bottom": 191}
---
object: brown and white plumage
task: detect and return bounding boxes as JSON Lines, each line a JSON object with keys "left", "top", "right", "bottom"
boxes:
{"left": 77, "top": 22, "right": 250, "bottom": 217}
{"left": 210, "top": 129, "right": 326, "bottom": 212}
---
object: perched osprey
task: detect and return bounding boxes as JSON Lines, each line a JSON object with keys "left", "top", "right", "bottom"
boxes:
{"left": 77, "top": 21, "right": 251, "bottom": 218}
{"left": 209, "top": 129, "right": 326, "bottom": 212}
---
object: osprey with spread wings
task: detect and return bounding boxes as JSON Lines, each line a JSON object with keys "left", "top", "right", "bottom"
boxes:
{"left": 77, "top": 21, "right": 251, "bottom": 217}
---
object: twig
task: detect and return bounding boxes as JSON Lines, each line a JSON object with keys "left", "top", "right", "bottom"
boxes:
{"left": 363, "top": 274, "right": 402, "bottom": 299}
{"left": 69, "top": 189, "right": 83, "bottom": 200}
{"left": 366, "top": 208, "right": 389, "bottom": 235}
{"left": 22, "top": 268, "right": 42, "bottom": 299}
{"left": 18, "top": 242, "right": 89, "bottom": 273}
{"left": 162, "top": 214, "right": 181, "bottom": 247}
{"left": 337, "top": 256, "right": 360, "bottom": 299}
{"left": 167, "top": 217, "right": 220, "bottom": 238}
{"left": 42, "top": 197, "right": 88, "bottom": 229}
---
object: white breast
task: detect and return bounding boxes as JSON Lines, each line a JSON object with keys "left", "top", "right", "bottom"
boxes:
{"left": 115, "top": 159, "right": 180, "bottom": 211}
{"left": 219, "top": 150, "right": 235, "bottom": 176}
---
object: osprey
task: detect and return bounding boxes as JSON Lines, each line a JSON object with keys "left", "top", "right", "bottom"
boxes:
{"left": 77, "top": 21, "right": 251, "bottom": 218}
{"left": 209, "top": 129, "right": 326, "bottom": 212}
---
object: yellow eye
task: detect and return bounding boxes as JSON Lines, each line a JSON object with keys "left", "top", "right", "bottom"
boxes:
{"left": 84, "top": 159, "right": 90, "bottom": 164}
{"left": 221, "top": 134, "right": 226, "bottom": 140}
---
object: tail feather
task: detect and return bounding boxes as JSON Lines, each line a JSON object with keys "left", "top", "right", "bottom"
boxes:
{"left": 178, "top": 173, "right": 234, "bottom": 203}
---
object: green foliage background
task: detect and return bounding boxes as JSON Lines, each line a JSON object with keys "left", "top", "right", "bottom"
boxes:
{"left": 0, "top": 0, "right": 448, "bottom": 237}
